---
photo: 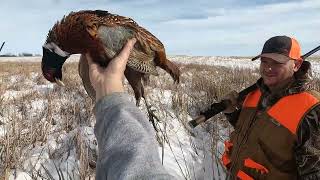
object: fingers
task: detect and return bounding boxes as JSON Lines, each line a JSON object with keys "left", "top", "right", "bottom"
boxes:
{"left": 86, "top": 53, "right": 102, "bottom": 73}
{"left": 112, "top": 38, "right": 136, "bottom": 68}
{"left": 222, "top": 90, "right": 239, "bottom": 105}
{"left": 230, "top": 90, "right": 239, "bottom": 101}
{"left": 86, "top": 53, "right": 92, "bottom": 64}
{"left": 222, "top": 91, "right": 239, "bottom": 113}
{"left": 86, "top": 53, "right": 97, "bottom": 69}
{"left": 84, "top": 39, "right": 136, "bottom": 101}
{"left": 86, "top": 38, "right": 136, "bottom": 77}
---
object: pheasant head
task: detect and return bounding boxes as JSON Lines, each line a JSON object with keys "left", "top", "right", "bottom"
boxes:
{"left": 42, "top": 43, "right": 70, "bottom": 86}
{"left": 42, "top": 13, "right": 93, "bottom": 86}
{"left": 42, "top": 21, "right": 72, "bottom": 86}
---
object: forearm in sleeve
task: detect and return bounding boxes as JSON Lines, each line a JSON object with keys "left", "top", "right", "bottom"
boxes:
{"left": 94, "top": 92, "right": 176, "bottom": 180}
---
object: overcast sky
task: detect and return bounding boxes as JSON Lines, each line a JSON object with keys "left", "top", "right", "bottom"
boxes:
{"left": 0, "top": 0, "right": 319, "bottom": 56}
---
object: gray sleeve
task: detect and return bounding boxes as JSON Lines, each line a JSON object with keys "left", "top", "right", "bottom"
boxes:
{"left": 94, "top": 92, "right": 176, "bottom": 180}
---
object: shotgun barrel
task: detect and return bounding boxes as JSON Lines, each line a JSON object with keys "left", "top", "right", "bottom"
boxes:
{"left": 0, "top": 42, "right": 5, "bottom": 53}
{"left": 301, "top": 45, "right": 320, "bottom": 59}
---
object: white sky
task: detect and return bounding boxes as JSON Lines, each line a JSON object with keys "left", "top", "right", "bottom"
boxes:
{"left": 0, "top": 0, "right": 319, "bottom": 56}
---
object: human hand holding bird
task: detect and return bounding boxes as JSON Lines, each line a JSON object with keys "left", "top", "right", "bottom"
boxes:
{"left": 87, "top": 38, "right": 136, "bottom": 102}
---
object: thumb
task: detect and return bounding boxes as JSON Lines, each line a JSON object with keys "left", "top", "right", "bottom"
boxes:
{"left": 109, "top": 38, "right": 136, "bottom": 72}
{"left": 86, "top": 53, "right": 100, "bottom": 72}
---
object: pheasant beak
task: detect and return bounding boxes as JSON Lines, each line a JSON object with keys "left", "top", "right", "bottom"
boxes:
{"left": 41, "top": 46, "right": 69, "bottom": 86}
{"left": 55, "top": 78, "right": 65, "bottom": 87}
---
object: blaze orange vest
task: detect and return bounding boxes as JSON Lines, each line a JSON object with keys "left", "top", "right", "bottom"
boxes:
{"left": 222, "top": 89, "right": 320, "bottom": 180}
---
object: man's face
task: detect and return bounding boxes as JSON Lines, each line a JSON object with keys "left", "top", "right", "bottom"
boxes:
{"left": 259, "top": 57, "right": 301, "bottom": 88}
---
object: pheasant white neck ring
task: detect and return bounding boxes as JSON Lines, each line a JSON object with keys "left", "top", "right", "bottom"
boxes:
{"left": 43, "top": 42, "right": 70, "bottom": 57}
{"left": 41, "top": 42, "right": 70, "bottom": 87}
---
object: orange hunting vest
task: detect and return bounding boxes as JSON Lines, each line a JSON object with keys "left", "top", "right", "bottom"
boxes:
{"left": 222, "top": 89, "right": 320, "bottom": 180}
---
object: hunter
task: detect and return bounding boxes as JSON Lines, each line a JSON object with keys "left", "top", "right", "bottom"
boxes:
{"left": 222, "top": 35, "right": 320, "bottom": 179}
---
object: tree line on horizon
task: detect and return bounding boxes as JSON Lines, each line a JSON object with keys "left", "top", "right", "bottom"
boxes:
{"left": 0, "top": 52, "right": 42, "bottom": 57}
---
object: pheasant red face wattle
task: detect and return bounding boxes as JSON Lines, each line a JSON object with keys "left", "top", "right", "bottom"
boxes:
{"left": 41, "top": 46, "right": 68, "bottom": 86}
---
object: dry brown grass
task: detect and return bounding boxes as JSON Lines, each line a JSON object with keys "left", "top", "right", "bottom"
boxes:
{"left": 1, "top": 59, "right": 319, "bottom": 179}
{"left": 0, "top": 61, "right": 95, "bottom": 179}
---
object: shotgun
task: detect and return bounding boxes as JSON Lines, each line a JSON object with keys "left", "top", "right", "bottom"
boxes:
{"left": 189, "top": 45, "right": 320, "bottom": 128}
{"left": 0, "top": 42, "right": 5, "bottom": 53}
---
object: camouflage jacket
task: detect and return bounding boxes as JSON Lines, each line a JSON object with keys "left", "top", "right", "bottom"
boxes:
{"left": 226, "top": 69, "right": 320, "bottom": 179}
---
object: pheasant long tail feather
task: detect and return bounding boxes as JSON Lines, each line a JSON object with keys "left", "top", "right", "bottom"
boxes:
{"left": 155, "top": 51, "right": 180, "bottom": 83}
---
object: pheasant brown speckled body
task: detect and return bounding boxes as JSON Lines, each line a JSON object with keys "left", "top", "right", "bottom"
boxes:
{"left": 43, "top": 10, "right": 180, "bottom": 104}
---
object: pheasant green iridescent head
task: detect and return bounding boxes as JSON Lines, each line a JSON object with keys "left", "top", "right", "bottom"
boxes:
{"left": 42, "top": 28, "right": 70, "bottom": 86}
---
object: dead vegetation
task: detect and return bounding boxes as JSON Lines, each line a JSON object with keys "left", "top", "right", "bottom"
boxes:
{"left": 0, "top": 61, "right": 95, "bottom": 179}
{"left": 0, "top": 59, "right": 319, "bottom": 179}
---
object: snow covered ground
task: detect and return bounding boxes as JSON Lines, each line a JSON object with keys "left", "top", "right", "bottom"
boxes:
{"left": 169, "top": 55, "right": 320, "bottom": 77}
{"left": 1, "top": 55, "right": 319, "bottom": 74}
{"left": 1, "top": 55, "right": 319, "bottom": 180}
{"left": 0, "top": 55, "right": 81, "bottom": 63}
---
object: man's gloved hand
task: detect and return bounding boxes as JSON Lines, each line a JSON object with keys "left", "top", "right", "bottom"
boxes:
{"left": 222, "top": 90, "right": 239, "bottom": 113}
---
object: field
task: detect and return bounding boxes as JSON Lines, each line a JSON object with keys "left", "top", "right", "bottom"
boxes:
{"left": 0, "top": 55, "right": 319, "bottom": 179}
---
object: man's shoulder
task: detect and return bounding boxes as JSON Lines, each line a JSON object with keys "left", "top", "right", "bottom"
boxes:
{"left": 297, "top": 100, "right": 320, "bottom": 138}
{"left": 300, "top": 98, "right": 320, "bottom": 124}
{"left": 307, "top": 90, "right": 320, "bottom": 99}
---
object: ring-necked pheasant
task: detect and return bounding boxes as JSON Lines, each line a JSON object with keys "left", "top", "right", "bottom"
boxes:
{"left": 42, "top": 10, "right": 180, "bottom": 131}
